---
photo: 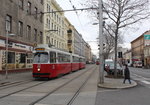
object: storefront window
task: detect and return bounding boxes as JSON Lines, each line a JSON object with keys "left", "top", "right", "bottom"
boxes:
{"left": 20, "top": 53, "right": 26, "bottom": 63}
{"left": 8, "top": 52, "right": 15, "bottom": 63}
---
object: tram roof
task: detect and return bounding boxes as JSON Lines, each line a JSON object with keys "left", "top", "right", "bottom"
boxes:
{"left": 34, "top": 44, "right": 85, "bottom": 58}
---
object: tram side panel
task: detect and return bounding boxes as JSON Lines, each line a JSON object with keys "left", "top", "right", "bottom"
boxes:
{"left": 71, "top": 56, "right": 80, "bottom": 71}
{"left": 56, "top": 63, "right": 71, "bottom": 75}
{"left": 79, "top": 58, "right": 86, "bottom": 69}
{"left": 79, "top": 62, "right": 86, "bottom": 69}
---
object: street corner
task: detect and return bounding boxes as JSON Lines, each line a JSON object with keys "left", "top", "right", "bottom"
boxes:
{"left": 97, "top": 79, "right": 137, "bottom": 89}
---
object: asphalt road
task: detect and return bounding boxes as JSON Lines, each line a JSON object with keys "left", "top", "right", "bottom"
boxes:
{"left": 95, "top": 67, "right": 150, "bottom": 105}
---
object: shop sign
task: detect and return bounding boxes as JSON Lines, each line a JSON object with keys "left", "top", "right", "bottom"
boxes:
{"left": 13, "top": 43, "right": 33, "bottom": 51}
{"left": 0, "top": 39, "right": 33, "bottom": 51}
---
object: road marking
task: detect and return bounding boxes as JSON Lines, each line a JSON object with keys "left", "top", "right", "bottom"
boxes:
{"left": 141, "top": 80, "right": 150, "bottom": 84}
{"left": 132, "top": 73, "right": 149, "bottom": 80}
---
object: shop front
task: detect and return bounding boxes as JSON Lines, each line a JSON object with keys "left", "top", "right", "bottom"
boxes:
{"left": 0, "top": 38, "right": 33, "bottom": 72}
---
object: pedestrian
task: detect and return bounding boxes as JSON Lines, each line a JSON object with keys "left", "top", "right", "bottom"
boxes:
{"left": 123, "top": 64, "right": 131, "bottom": 84}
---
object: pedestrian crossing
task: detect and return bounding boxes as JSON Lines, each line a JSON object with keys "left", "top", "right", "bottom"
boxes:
{"left": 131, "top": 73, "right": 150, "bottom": 88}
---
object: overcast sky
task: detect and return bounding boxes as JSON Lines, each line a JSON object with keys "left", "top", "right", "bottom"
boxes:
{"left": 55, "top": 0, "right": 150, "bottom": 56}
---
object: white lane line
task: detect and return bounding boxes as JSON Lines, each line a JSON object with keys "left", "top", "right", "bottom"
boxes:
{"left": 141, "top": 80, "right": 150, "bottom": 85}
{"left": 132, "top": 73, "right": 149, "bottom": 80}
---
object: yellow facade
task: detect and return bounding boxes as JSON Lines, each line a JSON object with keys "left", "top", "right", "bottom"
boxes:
{"left": 64, "top": 18, "right": 75, "bottom": 53}
{"left": 43, "top": 0, "right": 67, "bottom": 50}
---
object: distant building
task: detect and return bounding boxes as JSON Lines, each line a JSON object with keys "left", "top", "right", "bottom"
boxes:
{"left": 85, "top": 43, "right": 92, "bottom": 63}
{"left": 123, "top": 50, "right": 132, "bottom": 66}
{"left": 108, "top": 47, "right": 128, "bottom": 65}
{"left": 131, "top": 30, "right": 150, "bottom": 68}
{"left": 131, "top": 34, "right": 144, "bottom": 64}
{"left": 0, "top": 0, "right": 44, "bottom": 71}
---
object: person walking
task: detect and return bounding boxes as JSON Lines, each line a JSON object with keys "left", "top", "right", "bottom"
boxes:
{"left": 123, "top": 64, "right": 131, "bottom": 84}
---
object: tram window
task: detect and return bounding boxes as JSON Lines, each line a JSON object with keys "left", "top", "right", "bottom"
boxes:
{"left": 73, "top": 56, "right": 79, "bottom": 62}
{"left": 58, "top": 53, "right": 70, "bottom": 63}
{"left": 33, "top": 52, "right": 48, "bottom": 63}
{"left": 58, "top": 53, "right": 63, "bottom": 62}
{"left": 50, "top": 52, "right": 56, "bottom": 63}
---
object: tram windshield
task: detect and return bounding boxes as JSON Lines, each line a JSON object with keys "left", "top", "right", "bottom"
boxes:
{"left": 33, "top": 52, "right": 49, "bottom": 63}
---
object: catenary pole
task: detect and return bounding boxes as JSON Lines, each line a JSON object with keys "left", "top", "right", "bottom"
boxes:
{"left": 99, "top": 0, "right": 104, "bottom": 84}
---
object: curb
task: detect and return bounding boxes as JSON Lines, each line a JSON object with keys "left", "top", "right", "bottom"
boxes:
{"left": 97, "top": 81, "right": 137, "bottom": 89}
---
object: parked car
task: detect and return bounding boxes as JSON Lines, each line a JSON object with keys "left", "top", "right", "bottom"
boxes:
{"left": 133, "top": 61, "right": 142, "bottom": 68}
{"left": 105, "top": 60, "right": 123, "bottom": 75}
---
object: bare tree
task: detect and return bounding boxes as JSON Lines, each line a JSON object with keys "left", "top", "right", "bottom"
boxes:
{"left": 84, "top": 0, "right": 150, "bottom": 77}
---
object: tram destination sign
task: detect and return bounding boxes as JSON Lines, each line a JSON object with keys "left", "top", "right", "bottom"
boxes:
{"left": 144, "top": 34, "right": 150, "bottom": 40}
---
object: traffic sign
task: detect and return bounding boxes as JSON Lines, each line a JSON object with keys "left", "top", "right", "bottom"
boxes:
{"left": 144, "top": 35, "right": 150, "bottom": 40}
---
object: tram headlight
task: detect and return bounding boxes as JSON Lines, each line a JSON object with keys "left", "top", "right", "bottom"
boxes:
{"left": 37, "top": 68, "right": 40, "bottom": 71}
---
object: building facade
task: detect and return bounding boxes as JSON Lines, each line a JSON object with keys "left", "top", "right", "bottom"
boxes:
{"left": 43, "top": 0, "right": 67, "bottom": 50}
{"left": 0, "top": 0, "right": 44, "bottom": 71}
{"left": 108, "top": 47, "right": 128, "bottom": 65}
{"left": 74, "top": 29, "right": 83, "bottom": 56}
{"left": 85, "top": 43, "right": 92, "bottom": 63}
{"left": 131, "top": 33, "right": 144, "bottom": 66}
{"left": 143, "top": 31, "right": 150, "bottom": 68}
{"left": 123, "top": 50, "right": 132, "bottom": 66}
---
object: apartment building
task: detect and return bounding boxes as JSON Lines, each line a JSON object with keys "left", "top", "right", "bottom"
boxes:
{"left": 0, "top": 0, "right": 44, "bottom": 71}
{"left": 43, "top": 0, "right": 68, "bottom": 50}
{"left": 131, "top": 33, "right": 144, "bottom": 66}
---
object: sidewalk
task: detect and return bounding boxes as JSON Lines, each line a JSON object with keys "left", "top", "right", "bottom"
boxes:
{"left": 98, "top": 76, "right": 137, "bottom": 89}
{"left": 0, "top": 71, "right": 32, "bottom": 86}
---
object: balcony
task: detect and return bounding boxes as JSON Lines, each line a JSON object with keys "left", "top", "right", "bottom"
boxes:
{"left": 67, "top": 29, "right": 72, "bottom": 34}
{"left": 68, "top": 40, "right": 72, "bottom": 44}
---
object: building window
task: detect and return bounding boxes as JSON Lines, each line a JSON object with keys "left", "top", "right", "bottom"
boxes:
{"left": 47, "top": 4, "right": 49, "bottom": 12}
{"left": 49, "top": 20, "right": 50, "bottom": 29}
{"left": 34, "top": 29, "right": 37, "bottom": 41}
{"left": 52, "top": 23, "right": 53, "bottom": 30}
{"left": 6, "top": 15, "right": 12, "bottom": 33}
{"left": 51, "top": 38, "right": 53, "bottom": 45}
{"left": 34, "top": 7, "right": 38, "bottom": 18}
{"left": 19, "top": 0, "right": 24, "bottom": 9}
{"left": 52, "top": 9, "right": 53, "bottom": 17}
{"left": 26, "top": 25, "right": 31, "bottom": 39}
{"left": 8, "top": 52, "right": 15, "bottom": 63}
{"left": 18, "top": 21, "right": 23, "bottom": 36}
{"left": 46, "top": 18, "right": 49, "bottom": 28}
{"left": 40, "top": 12, "right": 43, "bottom": 23}
{"left": 118, "top": 52, "right": 123, "bottom": 58}
{"left": 27, "top": 2, "right": 31, "bottom": 14}
{"left": 40, "top": 32, "right": 43, "bottom": 43}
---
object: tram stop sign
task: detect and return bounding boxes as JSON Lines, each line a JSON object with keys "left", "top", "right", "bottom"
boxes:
{"left": 144, "top": 35, "right": 150, "bottom": 40}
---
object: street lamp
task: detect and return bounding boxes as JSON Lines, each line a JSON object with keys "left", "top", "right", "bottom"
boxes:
{"left": 5, "top": 30, "right": 15, "bottom": 79}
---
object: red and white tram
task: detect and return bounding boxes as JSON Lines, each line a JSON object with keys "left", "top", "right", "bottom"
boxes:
{"left": 32, "top": 44, "right": 86, "bottom": 79}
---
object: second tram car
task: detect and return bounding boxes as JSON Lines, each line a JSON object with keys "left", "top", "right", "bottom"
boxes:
{"left": 32, "top": 44, "right": 85, "bottom": 79}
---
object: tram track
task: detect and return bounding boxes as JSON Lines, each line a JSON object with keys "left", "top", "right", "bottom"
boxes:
{"left": 0, "top": 80, "right": 33, "bottom": 90}
{"left": 29, "top": 65, "right": 97, "bottom": 105}
{"left": 0, "top": 81, "right": 49, "bottom": 99}
{"left": 0, "top": 65, "right": 94, "bottom": 103}
{"left": 67, "top": 66, "right": 97, "bottom": 105}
